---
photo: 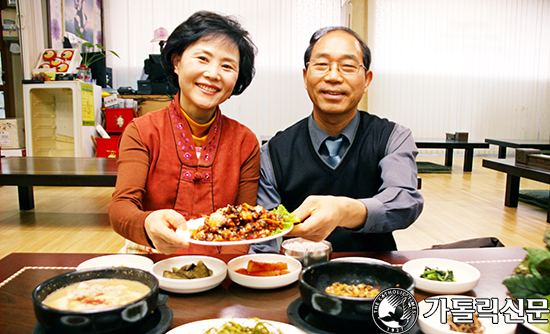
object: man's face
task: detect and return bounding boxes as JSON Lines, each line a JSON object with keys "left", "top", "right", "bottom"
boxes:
{"left": 303, "top": 30, "right": 372, "bottom": 120}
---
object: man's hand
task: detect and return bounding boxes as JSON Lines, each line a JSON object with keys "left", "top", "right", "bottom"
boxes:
{"left": 144, "top": 209, "right": 189, "bottom": 254}
{"left": 288, "top": 195, "right": 367, "bottom": 241}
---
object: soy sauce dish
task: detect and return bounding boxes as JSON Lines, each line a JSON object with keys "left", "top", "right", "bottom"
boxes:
{"left": 32, "top": 267, "right": 159, "bottom": 334}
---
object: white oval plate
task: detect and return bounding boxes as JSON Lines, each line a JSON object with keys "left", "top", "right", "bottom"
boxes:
{"left": 176, "top": 217, "right": 292, "bottom": 246}
{"left": 76, "top": 254, "right": 154, "bottom": 271}
{"left": 402, "top": 258, "right": 480, "bottom": 294}
{"left": 418, "top": 296, "right": 516, "bottom": 334}
{"left": 331, "top": 256, "right": 390, "bottom": 266}
{"left": 166, "top": 318, "right": 307, "bottom": 334}
{"left": 227, "top": 254, "right": 301, "bottom": 289}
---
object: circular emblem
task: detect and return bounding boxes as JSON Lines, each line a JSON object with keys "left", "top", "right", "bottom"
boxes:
{"left": 116, "top": 115, "right": 125, "bottom": 127}
{"left": 372, "top": 288, "right": 419, "bottom": 333}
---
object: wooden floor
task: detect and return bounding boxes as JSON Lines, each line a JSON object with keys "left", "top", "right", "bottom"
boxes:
{"left": 0, "top": 156, "right": 548, "bottom": 259}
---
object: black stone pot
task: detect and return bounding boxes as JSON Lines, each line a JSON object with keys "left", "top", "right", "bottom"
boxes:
{"left": 32, "top": 267, "right": 159, "bottom": 334}
{"left": 299, "top": 262, "right": 414, "bottom": 321}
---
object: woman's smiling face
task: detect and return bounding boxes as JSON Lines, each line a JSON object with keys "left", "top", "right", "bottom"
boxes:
{"left": 173, "top": 35, "right": 240, "bottom": 124}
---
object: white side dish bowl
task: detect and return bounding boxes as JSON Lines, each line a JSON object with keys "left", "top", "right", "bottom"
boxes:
{"left": 150, "top": 256, "right": 227, "bottom": 293}
{"left": 227, "top": 254, "right": 301, "bottom": 289}
{"left": 76, "top": 254, "right": 154, "bottom": 271}
{"left": 331, "top": 256, "right": 390, "bottom": 266}
{"left": 402, "top": 258, "right": 480, "bottom": 294}
{"left": 418, "top": 296, "right": 516, "bottom": 334}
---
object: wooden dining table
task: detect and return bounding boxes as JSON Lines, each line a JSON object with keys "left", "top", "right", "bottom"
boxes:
{"left": 484, "top": 138, "right": 550, "bottom": 159}
{"left": 483, "top": 158, "right": 550, "bottom": 222}
{"left": 0, "top": 248, "right": 538, "bottom": 334}
{"left": 414, "top": 139, "right": 490, "bottom": 172}
{"left": 0, "top": 157, "right": 118, "bottom": 210}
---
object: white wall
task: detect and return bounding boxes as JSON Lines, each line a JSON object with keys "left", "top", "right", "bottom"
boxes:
{"left": 103, "top": 0, "right": 343, "bottom": 139}
{"left": 367, "top": 0, "right": 550, "bottom": 154}
{"left": 17, "top": 0, "right": 47, "bottom": 81}
{"left": 103, "top": 0, "right": 550, "bottom": 153}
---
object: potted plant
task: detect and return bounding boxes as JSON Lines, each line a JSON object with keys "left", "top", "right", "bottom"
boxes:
{"left": 75, "top": 29, "right": 120, "bottom": 80}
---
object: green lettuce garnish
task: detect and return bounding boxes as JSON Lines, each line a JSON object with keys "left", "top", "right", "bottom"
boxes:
{"left": 533, "top": 313, "right": 550, "bottom": 332}
{"left": 524, "top": 247, "right": 550, "bottom": 278}
{"left": 502, "top": 234, "right": 550, "bottom": 333}
{"left": 271, "top": 204, "right": 298, "bottom": 235}
{"left": 503, "top": 242, "right": 550, "bottom": 321}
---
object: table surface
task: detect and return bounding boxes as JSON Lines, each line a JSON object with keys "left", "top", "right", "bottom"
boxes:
{"left": 119, "top": 94, "right": 172, "bottom": 100}
{"left": 483, "top": 158, "right": 550, "bottom": 183}
{"left": 414, "top": 139, "right": 489, "bottom": 148}
{"left": 485, "top": 138, "right": 550, "bottom": 147}
{"left": 0, "top": 157, "right": 118, "bottom": 186}
{"left": 0, "top": 248, "right": 537, "bottom": 334}
{"left": 0, "top": 157, "right": 118, "bottom": 176}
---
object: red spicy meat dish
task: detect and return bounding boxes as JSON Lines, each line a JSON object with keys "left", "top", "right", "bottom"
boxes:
{"left": 190, "top": 204, "right": 286, "bottom": 242}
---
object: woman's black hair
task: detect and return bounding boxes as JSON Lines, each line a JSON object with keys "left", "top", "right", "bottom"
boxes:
{"left": 303, "top": 26, "right": 371, "bottom": 71}
{"left": 160, "top": 11, "right": 257, "bottom": 96}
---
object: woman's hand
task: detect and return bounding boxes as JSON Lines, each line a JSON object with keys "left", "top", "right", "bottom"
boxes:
{"left": 288, "top": 195, "right": 367, "bottom": 241}
{"left": 144, "top": 209, "right": 189, "bottom": 254}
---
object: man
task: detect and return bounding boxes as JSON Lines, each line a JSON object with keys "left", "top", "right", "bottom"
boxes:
{"left": 255, "top": 27, "right": 423, "bottom": 252}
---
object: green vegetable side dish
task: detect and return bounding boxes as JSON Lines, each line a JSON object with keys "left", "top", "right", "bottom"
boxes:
{"left": 420, "top": 266, "right": 456, "bottom": 282}
{"left": 271, "top": 205, "right": 298, "bottom": 236}
{"left": 163, "top": 260, "right": 213, "bottom": 279}
{"left": 502, "top": 230, "right": 550, "bottom": 333}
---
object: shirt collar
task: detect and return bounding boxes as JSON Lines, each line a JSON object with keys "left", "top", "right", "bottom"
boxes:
{"left": 308, "top": 112, "right": 359, "bottom": 152}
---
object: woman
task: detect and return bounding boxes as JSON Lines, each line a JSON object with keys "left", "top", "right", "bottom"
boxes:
{"left": 109, "top": 11, "right": 259, "bottom": 255}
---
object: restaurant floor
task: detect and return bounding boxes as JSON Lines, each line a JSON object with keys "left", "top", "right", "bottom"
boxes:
{"left": 0, "top": 156, "right": 547, "bottom": 259}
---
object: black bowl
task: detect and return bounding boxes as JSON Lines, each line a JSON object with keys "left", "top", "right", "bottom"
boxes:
{"left": 32, "top": 267, "right": 159, "bottom": 334}
{"left": 299, "top": 262, "right": 414, "bottom": 321}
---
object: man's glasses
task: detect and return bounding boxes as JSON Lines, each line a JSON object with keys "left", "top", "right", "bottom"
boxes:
{"left": 306, "top": 60, "right": 367, "bottom": 76}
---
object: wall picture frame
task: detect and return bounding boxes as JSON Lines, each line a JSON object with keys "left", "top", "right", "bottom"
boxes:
{"left": 49, "top": 0, "right": 102, "bottom": 51}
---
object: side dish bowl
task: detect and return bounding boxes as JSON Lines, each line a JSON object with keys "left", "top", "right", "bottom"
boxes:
{"left": 281, "top": 238, "right": 332, "bottom": 267}
{"left": 227, "top": 253, "right": 302, "bottom": 289}
{"left": 299, "top": 261, "right": 414, "bottom": 321}
{"left": 331, "top": 257, "right": 390, "bottom": 266}
{"left": 150, "top": 256, "right": 227, "bottom": 293}
{"left": 402, "top": 258, "right": 480, "bottom": 294}
{"left": 76, "top": 254, "right": 154, "bottom": 271}
{"left": 32, "top": 267, "right": 159, "bottom": 334}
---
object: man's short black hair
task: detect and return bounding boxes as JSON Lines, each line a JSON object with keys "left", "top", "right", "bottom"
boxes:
{"left": 303, "top": 26, "right": 371, "bottom": 71}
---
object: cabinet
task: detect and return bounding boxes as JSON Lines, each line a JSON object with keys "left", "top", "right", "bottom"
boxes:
{"left": 118, "top": 95, "right": 171, "bottom": 116}
{"left": 23, "top": 81, "right": 102, "bottom": 157}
